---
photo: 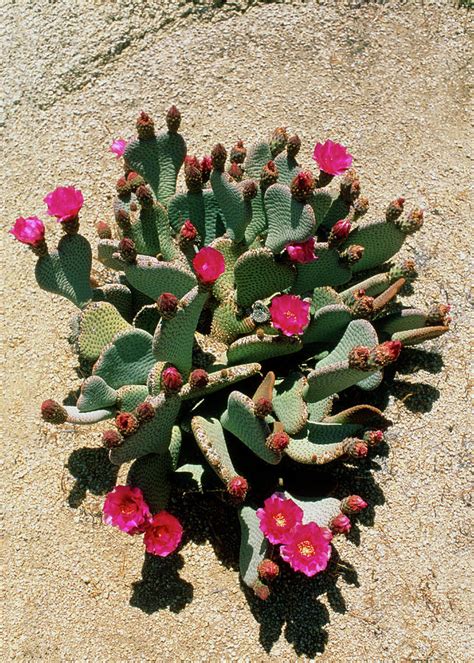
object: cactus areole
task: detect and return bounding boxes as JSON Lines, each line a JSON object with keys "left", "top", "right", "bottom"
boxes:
{"left": 12, "top": 107, "right": 449, "bottom": 603}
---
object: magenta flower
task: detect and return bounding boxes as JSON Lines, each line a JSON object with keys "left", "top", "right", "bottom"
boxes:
{"left": 9, "top": 216, "right": 45, "bottom": 245}
{"left": 286, "top": 237, "right": 317, "bottom": 264}
{"left": 192, "top": 246, "right": 225, "bottom": 284}
{"left": 256, "top": 493, "right": 303, "bottom": 544}
{"left": 143, "top": 511, "right": 183, "bottom": 557}
{"left": 44, "top": 186, "right": 84, "bottom": 221}
{"left": 312, "top": 140, "right": 353, "bottom": 176}
{"left": 103, "top": 485, "right": 151, "bottom": 535}
{"left": 109, "top": 138, "right": 128, "bottom": 158}
{"left": 280, "top": 522, "right": 333, "bottom": 577}
{"left": 330, "top": 219, "right": 352, "bottom": 241}
{"left": 269, "top": 294, "right": 310, "bottom": 337}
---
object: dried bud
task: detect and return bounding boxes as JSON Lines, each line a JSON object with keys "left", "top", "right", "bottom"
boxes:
{"left": 116, "top": 176, "right": 129, "bottom": 197}
{"left": 340, "top": 169, "right": 360, "bottom": 203}
{"left": 346, "top": 439, "right": 369, "bottom": 458}
{"left": 352, "top": 289, "right": 375, "bottom": 319}
{"left": 287, "top": 134, "right": 301, "bottom": 158}
{"left": 227, "top": 476, "right": 248, "bottom": 501}
{"left": 126, "top": 171, "right": 144, "bottom": 191}
{"left": 389, "top": 259, "right": 417, "bottom": 282}
{"left": 135, "top": 402, "right": 155, "bottom": 423}
{"left": 386, "top": 197, "right": 405, "bottom": 223}
{"left": 136, "top": 111, "right": 155, "bottom": 140}
{"left": 269, "top": 126, "right": 288, "bottom": 157}
{"left": 115, "top": 412, "right": 139, "bottom": 437}
{"left": 180, "top": 219, "right": 198, "bottom": 242}
{"left": 156, "top": 292, "right": 179, "bottom": 318}
{"left": 230, "top": 139, "right": 247, "bottom": 164}
{"left": 254, "top": 579, "right": 271, "bottom": 601}
{"left": 161, "top": 366, "right": 183, "bottom": 393}
{"left": 371, "top": 340, "right": 402, "bottom": 367}
{"left": 184, "top": 155, "right": 202, "bottom": 192}
{"left": 102, "top": 429, "right": 123, "bottom": 449}
{"left": 266, "top": 431, "right": 290, "bottom": 453}
{"left": 254, "top": 397, "right": 273, "bottom": 418}
{"left": 211, "top": 143, "right": 227, "bottom": 171}
{"left": 260, "top": 160, "right": 279, "bottom": 192}
{"left": 341, "top": 495, "right": 368, "bottom": 514}
{"left": 328, "top": 218, "right": 352, "bottom": 246}
{"left": 41, "top": 399, "right": 68, "bottom": 424}
{"left": 118, "top": 238, "right": 137, "bottom": 264}
{"left": 96, "top": 221, "right": 112, "bottom": 239}
{"left": 330, "top": 513, "right": 352, "bottom": 534}
{"left": 200, "top": 155, "right": 212, "bottom": 184}
{"left": 290, "top": 170, "right": 316, "bottom": 202}
{"left": 426, "top": 303, "right": 451, "bottom": 327}
{"left": 339, "top": 244, "right": 365, "bottom": 265}
{"left": 242, "top": 179, "right": 258, "bottom": 201}
{"left": 189, "top": 369, "right": 209, "bottom": 389}
{"left": 115, "top": 209, "right": 131, "bottom": 231}
{"left": 364, "top": 430, "right": 384, "bottom": 446}
{"left": 348, "top": 345, "right": 371, "bottom": 370}
{"left": 256, "top": 327, "right": 266, "bottom": 340}
{"left": 166, "top": 105, "right": 181, "bottom": 133}
{"left": 228, "top": 161, "right": 244, "bottom": 182}
{"left": 353, "top": 195, "right": 369, "bottom": 218}
{"left": 257, "top": 559, "right": 280, "bottom": 581}
{"left": 135, "top": 184, "right": 153, "bottom": 207}
{"left": 394, "top": 208, "right": 424, "bottom": 235}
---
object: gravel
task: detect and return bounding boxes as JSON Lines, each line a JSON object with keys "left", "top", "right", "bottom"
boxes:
{"left": 2, "top": 0, "right": 473, "bottom": 660}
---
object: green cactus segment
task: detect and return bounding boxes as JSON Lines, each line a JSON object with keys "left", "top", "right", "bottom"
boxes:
{"left": 292, "top": 243, "right": 352, "bottom": 294}
{"left": 124, "top": 132, "right": 186, "bottom": 205}
{"left": 274, "top": 151, "right": 301, "bottom": 186}
{"left": 133, "top": 304, "right": 161, "bottom": 335}
{"left": 191, "top": 416, "right": 237, "bottom": 485}
{"left": 238, "top": 505, "right": 268, "bottom": 590}
{"left": 109, "top": 394, "right": 181, "bottom": 465}
{"left": 285, "top": 422, "right": 363, "bottom": 465}
{"left": 120, "top": 255, "right": 196, "bottom": 301}
{"left": 340, "top": 272, "right": 392, "bottom": 304}
{"left": 152, "top": 286, "right": 208, "bottom": 376}
{"left": 210, "top": 299, "right": 255, "bottom": 345}
{"left": 319, "top": 194, "right": 350, "bottom": 230}
{"left": 234, "top": 248, "right": 295, "bottom": 307}
{"left": 227, "top": 334, "right": 302, "bottom": 366}
{"left": 245, "top": 190, "right": 267, "bottom": 246}
{"left": 324, "top": 404, "right": 388, "bottom": 426}
{"left": 310, "top": 190, "right": 335, "bottom": 227}
{"left": 391, "top": 325, "right": 449, "bottom": 346}
{"left": 169, "top": 426, "right": 183, "bottom": 471}
{"left": 116, "top": 385, "right": 149, "bottom": 412}
{"left": 342, "top": 220, "right": 406, "bottom": 273}
{"left": 311, "top": 287, "right": 343, "bottom": 311}
{"left": 210, "top": 237, "right": 245, "bottom": 300}
{"left": 64, "top": 405, "right": 114, "bottom": 424}
{"left": 306, "top": 396, "right": 333, "bottom": 423}
{"left": 180, "top": 364, "right": 261, "bottom": 401}
{"left": 97, "top": 240, "right": 123, "bottom": 271}
{"left": 318, "top": 319, "right": 379, "bottom": 368}
{"left": 288, "top": 494, "right": 342, "bottom": 527}
{"left": 76, "top": 302, "right": 131, "bottom": 363}
{"left": 94, "top": 328, "right": 155, "bottom": 389}
{"left": 168, "top": 190, "right": 224, "bottom": 246}
{"left": 127, "top": 203, "right": 177, "bottom": 261}
{"left": 210, "top": 170, "right": 251, "bottom": 243}
{"left": 221, "top": 391, "right": 279, "bottom": 464}
{"left": 303, "top": 304, "right": 353, "bottom": 345}
{"left": 174, "top": 462, "right": 207, "bottom": 491}
{"left": 265, "top": 184, "right": 315, "bottom": 253}
{"left": 92, "top": 284, "right": 133, "bottom": 321}
{"left": 305, "top": 360, "right": 377, "bottom": 402}
{"left": 193, "top": 333, "right": 228, "bottom": 369}
{"left": 127, "top": 452, "right": 173, "bottom": 513}
{"left": 272, "top": 373, "right": 308, "bottom": 435}
{"left": 245, "top": 141, "right": 272, "bottom": 178}
{"left": 77, "top": 376, "right": 118, "bottom": 412}
{"left": 35, "top": 234, "right": 93, "bottom": 308}
{"left": 379, "top": 309, "right": 428, "bottom": 335}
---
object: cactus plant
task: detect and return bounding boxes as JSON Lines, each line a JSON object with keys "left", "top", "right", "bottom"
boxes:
{"left": 11, "top": 107, "right": 450, "bottom": 602}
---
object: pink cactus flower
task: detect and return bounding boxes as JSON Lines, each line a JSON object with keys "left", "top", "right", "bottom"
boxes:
{"left": 109, "top": 138, "right": 128, "bottom": 158}
{"left": 256, "top": 493, "right": 303, "bottom": 544}
{"left": 269, "top": 294, "right": 310, "bottom": 337}
{"left": 44, "top": 186, "right": 84, "bottom": 221}
{"left": 9, "top": 216, "right": 45, "bottom": 245}
{"left": 312, "top": 140, "right": 353, "bottom": 176}
{"left": 103, "top": 485, "right": 151, "bottom": 535}
{"left": 192, "top": 246, "right": 225, "bottom": 284}
{"left": 286, "top": 237, "right": 317, "bottom": 264}
{"left": 280, "top": 521, "right": 333, "bottom": 577}
{"left": 330, "top": 219, "right": 352, "bottom": 241}
{"left": 143, "top": 511, "right": 183, "bottom": 557}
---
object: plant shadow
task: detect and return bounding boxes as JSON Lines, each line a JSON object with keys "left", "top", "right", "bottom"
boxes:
{"left": 67, "top": 447, "right": 119, "bottom": 508}
{"left": 130, "top": 553, "right": 193, "bottom": 614}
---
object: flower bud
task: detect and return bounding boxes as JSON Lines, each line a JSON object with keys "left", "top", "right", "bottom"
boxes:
{"left": 96, "top": 221, "right": 112, "bottom": 239}
{"left": 426, "top": 304, "right": 451, "bottom": 327}
{"left": 116, "top": 176, "right": 129, "bottom": 197}
{"left": 346, "top": 439, "right": 369, "bottom": 458}
{"left": 353, "top": 196, "right": 369, "bottom": 218}
{"left": 189, "top": 369, "right": 209, "bottom": 389}
{"left": 257, "top": 559, "right": 280, "bottom": 581}
{"left": 156, "top": 292, "right": 179, "bottom": 318}
{"left": 260, "top": 160, "right": 279, "bottom": 192}
{"left": 41, "top": 399, "right": 68, "bottom": 424}
{"left": 184, "top": 155, "right": 202, "bottom": 192}
{"left": 166, "top": 105, "right": 181, "bottom": 133}
{"left": 126, "top": 171, "right": 144, "bottom": 191}
{"left": 118, "top": 238, "right": 137, "bottom": 264}
{"left": 287, "top": 134, "right": 301, "bottom": 158}
{"left": 330, "top": 513, "right": 352, "bottom": 534}
{"left": 348, "top": 345, "right": 371, "bottom": 370}
{"left": 135, "top": 184, "right": 154, "bottom": 207}
{"left": 227, "top": 476, "right": 248, "bottom": 501}
{"left": 211, "top": 143, "right": 227, "bottom": 171}
{"left": 364, "top": 430, "right": 384, "bottom": 447}
{"left": 230, "top": 139, "right": 247, "bottom": 164}
{"left": 266, "top": 431, "right": 290, "bottom": 453}
{"left": 389, "top": 259, "right": 417, "bottom": 282}
{"left": 115, "top": 209, "right": 131, "bottom": 231}
{"left": 371, "top": 340, "right": 402, "bottom": 367}
{"left": 200, "top": 155, "right": 212, "bottom": 184}
{"left": 136, "top": 111, "right": 155, "bottom": 140}
{"left": 393, "top": 208, "right": 424, "bottom": 235}
{"left": 290, "top": 171, "right": 315, "bottom": 202}
{"left": 115, "top": 412, "right": 139, "bottom": 436}
{"left": 102, "top": 429, "right": 123, "bottom": 448}
{"left": 328, "top": 218, "right": 352, "bottom": 246}
{"left": 180, "top": 219, "right": 198, "bottom": 242}
{"left": 340, "top": 169, "right": 360, "bottom": 203}
{"left": 352, "top": 289, "right": 374, "bottom": 319}
{"left": 242, "top": 179, "right": 258, "bottom": 201}
{"left": 135, "top": 402, "right": 155, "bottom": 423}
{"left": 161, "top": 366, "right": 183, "bottom": 393}
{"left": 341, "top": 495, "right": 368, "bottom": 514}
{"left": 254, "top": 579, "right": 271, "bottom": 601}
{"left": 385, "top": 197, "right": 405, "bottom": 223}
{"left": 339, "top": 244, "right": 365, "bottom": 265}
{"left": 228, "top": 162, "right": 244, "bottom": 182}
{"left": 254, "top": 397, "right": 273, "bottom": 418}
{"left": 269, "top": 126, "right": 288, "bottom": 158}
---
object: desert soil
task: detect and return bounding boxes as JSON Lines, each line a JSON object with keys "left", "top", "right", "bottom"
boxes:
{"left": 1, "top": 0, "right": 473, "bottom": 660}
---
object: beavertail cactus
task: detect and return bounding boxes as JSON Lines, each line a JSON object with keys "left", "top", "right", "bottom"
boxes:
{"left": 12, "top": 107, "right": 449, "bottom": 601}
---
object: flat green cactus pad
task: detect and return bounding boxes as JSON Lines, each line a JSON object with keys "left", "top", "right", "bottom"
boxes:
{"left": 288, "top": 493, "right": 342, "bottom": 526}
{"left": 245, "top": 140, "right": 272, "bottom": 178}
{"left": 133, "top": 304, "right": 161, "bottom": 335}
{"left": 285, "top": 421, "right": 364, "bottom": 464}
{"left": 303, "top": 304, "right": 353, "bottom": 345}
{"left": 64, "top": 405, "right": 114, "bottom": 424}
{"left": 94, "top": 328, "right": 155, "bottom": 389}
{"left": 191, "top": 416, "right": 237, "bottom": 485}
{"left": 265, "top": 184, "right": 316, "bottom": 253}
{"left": 116, "top": 385, "right": 149, "bottom": 412}
{"left": 92, "top": 284, "right": 133, "bottom": 321}
{"left": 292, "top": 243, "right": 352, "bottom": 294}
{"left": 227, "top": 334, "right": 302, "bottom": 365}
{"left": 127, "top": 452, "right": 173, "bottom": 513}
{"left": 379, "top": 309, "right": 427, "bottom": 334}
{"left": 180, "top": 363, "right": 261, "bottom": 401}
{"left": 210, "top": 170, "right": 251, "bottom": 243}
{"left": 234, "top": 247, "right": 295, "bottom": 307}
{"left": 77, "top": 376, "right": 118, "bottom": 412}
{"left": 97, "top": 239, "right": 124, "bottom": 271}
{"left": 310, "top": 190, "right": 335, "bottom": 227}
{"left": 76, "top": 302, "right": 131, "bottom": 363}
{"left": 119, "top": 254, "right": 196, "bottom": 301}
{"left": 274, "top": 151, "right": 301, "bottom": 186}
{"left": 245, "top": 189, "right": 267, "bottom": 246}
{"left": 342, "top": 219, "right": 406, "bottom": 273}
{"left": 272, "top": 373, "right": 308, "bottom": 435}
{"left": 391, "top": 325, "right": 449, "bottom": 346}
{"left": 168, "top": 190, "right": 224, "bottom": 246}
{"left": 238, "top": 505, "right": 268, "bottom": 591}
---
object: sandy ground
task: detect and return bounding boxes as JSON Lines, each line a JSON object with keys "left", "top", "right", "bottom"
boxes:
{"left": 2, "top": 0, "right": 473, "bottom": 660}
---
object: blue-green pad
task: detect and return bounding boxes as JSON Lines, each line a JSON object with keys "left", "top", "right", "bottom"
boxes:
{"left": 341, "top": 219, "right": 406, "bottom": 273}
{"left": 238, "top": 505, "right": 268, "bottom": 590}
{"left": 264, "top": 183, "right": 316, "bottom": 253}
{"left": 285, "top": 421, "right": 363, "bottom": 465}
{"left": 292, "top": 243, "right": 352, "bottom": 294}
{"left": 93, "top": 328, "right": 155, "bottom": 389}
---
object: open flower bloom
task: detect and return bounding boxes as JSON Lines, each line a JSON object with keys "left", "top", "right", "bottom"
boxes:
{"left": 44, "top": 186, "right": 84, "bottom": 221}
{"left": 286, "top": 237, "right": 317, "bottom": 264}
{"left": 192, "top": 246, "right": 225, "bottom": 284}
{"left": 103, "top": 485, "right": 151, "bottom": 535}
{"left": 143, "top": 511, "right": 183, "bottom": 557}
{"left": 256, "top": 493, "right": 303, "bottom": 544}
{"left": 269, "top": 294, "right": 310, "bottom": 336}
{"left": 280, "top": 521, "right": 333, "bottom": 577}
{"left": 9, "top": 216, "right": 45, "bottom": 245}
{"left": 109, "top": 138, "right": 127, "bottom": 158}
{"left": 312, "top": 140, "right": 353, "bottom": 176}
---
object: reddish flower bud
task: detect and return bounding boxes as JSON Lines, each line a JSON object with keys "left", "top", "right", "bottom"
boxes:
{"left": 254, "top": 579, "right": 271, "bottom": 601}
{"left": 341, "top": 495, "right": 368, "bottom": 514}
{"left": 353, "top": 196, "right": 369, "bottom": 218}
{"left": 166, "top": 105, "right": 181, "bottom": 133}
{"left": 184, "top": 155, "right": 202, "bottom": 192}
{"left": 115, "top": 209, "right": 131, "bottom": 231}
{"left": 348, "top": 439, "right": 369, "bottom": 458}
{"left": 330, "top": 513, "right": 352, "bottom": 534}
{"left": 386, "top": 197, "right": 405, "bottom": 223}
{"left": 156, "top": 292, "right": 179, "bottom": 318}
{"left": 352, "top": 290, "right": 374, "bottom": 319}
{"left": 254, "top": 397, "right": 273, "bottom": 418}
{"left": 41, "top": 399, "right": 68, "bottom": 424}
{"left": 102, "top": 429, "right": 123, "bottom": 448}
{"left": 364, "top": 430, "right": 384, "bottom": 447}
{"left": 394, "top": 208, "right": 424, "bottom": 235}
{"left": 266, "top": 431, "right": 290, "bottom": 453}
{"left": 211, "top": 143, "right": 227, "bottom": 171}
{"left": 115, "top": 412, "right": 139, "bottom": 437}
{"left": 118, "top": 237, "right": 137, "bottom": 264}
{"left": 257, "top": 559, "right": 280, "bottom": 581}
{"left": 228, "top": 161, "right": 244, "bottom": 182}
{"left": 116, "top": 176, "right": 129, "bottom": 196}
{"left": 227, "top": 476, "right": 248, "bottom": 501}
{"left": 126, "top": 171, "right": 144, "bottom": 191}
{"left": 389, "top": 258, "right": 417, "bottom": 282}
{"left": 371, "top": 340, "right": 402, "bottom": 367}
{"left": 348, "top": 345, "right": 371, "bottom": 370}
{"left": 339, "top": 244, "right": 365, "bottom": 265}
{"left": 269, "top": 126, "right": 288, "bottom": 157}
{"left": 136, "top": 111, "right": 155, "bottom": 140}
{"left": 229, "top": 139, "right": 247, "bottom": 164}
{"left": 161, "top": 366, "right": 183, "bottom": 393}
{"left": 260, "top": 160, "right": 279, "bottom": 192}
{"left": 96, "top": 221, "right": 112, "bottom": 239}
{"left": 340, "top": 168, "right": 360, "bottom": 203}
{"left": 189, "top": 369, "right": 209, "bottom": 389}
{"left": 242, "top": 179, "right": 258, "bottom": 200}
{"left": 200, "top": 155, "right": 212, "bottom": 184}
{"left": 290, "top": 170, "right": 316, "bottom": 202}
{"left": 328, "top": 218, "right": 352, "bottom": 246}
{"left": 135, "top": 184, "right": 153, "bottom": 206}
{"left": 193, "top": 247, "right": 225, "bottom": 285}
{"left": 287, "top": 134, "right": 301, "bottom": 158}
{"left": 135, "top": 402, "right": 155, "bottom": 423}
{"left": 180, "top": 219, "right": 198, "bottom": 242}
{"left": 426, "top": 303, "right": 451, "bottom": 327}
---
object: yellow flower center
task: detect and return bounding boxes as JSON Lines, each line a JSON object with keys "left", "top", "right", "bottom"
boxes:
{"left": 284, "top": 310, "right": 294, "bottom": 319}
{"left": 298, "top": 540, "right": 315, "bottom": 557}
{"left": 274, "top": 513, "right": 287, "bottom": 527}
{"left": 120, "top": 500, "right": 136, "bottom": 515}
